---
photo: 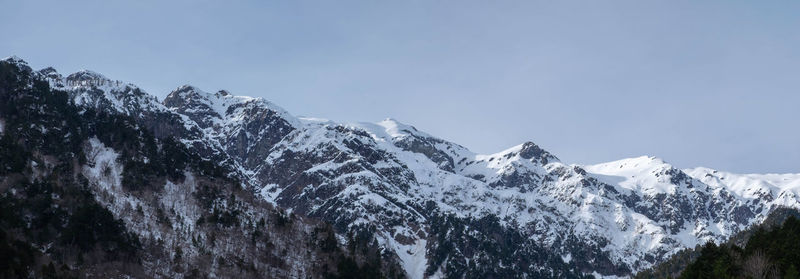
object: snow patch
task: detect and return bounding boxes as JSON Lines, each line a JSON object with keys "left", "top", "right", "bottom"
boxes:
{"left": 394, "top": 238, "right": 428, "bottom": 279}
{"left": 585, "top": 156, "right": 678, "bottom": 194}
{"left": 82, "top": 137, "right": 123, "bottom": 192}
{"left": 259, "top": 184, "right": 283, "bottom": 206}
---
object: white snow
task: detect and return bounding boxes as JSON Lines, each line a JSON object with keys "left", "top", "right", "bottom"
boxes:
{"left": 686, "top": 167, "right": 800, "bottom": 201}
{"left": 386, "top": 236, "right": 428, "bottom": 279}
{"left": 375, "top": 118, "right": 433, "bottom": 139}
{"left": 82, "top": 137, "right": 124, "bottom": 192}
{"left": 584, "top": 156, "right": 679, "bottom": 194}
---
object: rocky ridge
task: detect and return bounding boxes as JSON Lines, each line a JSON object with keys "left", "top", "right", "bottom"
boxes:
{"left": 4, "top": 56, "right": 799, "bottom": 278}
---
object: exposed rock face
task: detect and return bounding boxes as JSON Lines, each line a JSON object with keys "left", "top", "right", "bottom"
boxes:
{"left": 4, "top": 56, "right": 799, "bottom": 278}
{"left": 162, "top": 85, "right": 296, "bottom": 172}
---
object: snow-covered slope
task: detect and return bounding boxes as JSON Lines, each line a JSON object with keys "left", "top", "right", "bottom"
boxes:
{"left": 587, "top": 158, "right": 758, "bottom": 242}
{"left": 686, "top": 167, "right": 800, "bottom": 209}
{"left": 6, "top": 55, "right": 799, "bottom": 278}
{"left": 205, "top": 107, "right": 800, "bottom": 277}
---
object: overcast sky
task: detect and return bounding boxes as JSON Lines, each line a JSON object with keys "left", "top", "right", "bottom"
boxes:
{"left": 2, "top": 0, "right": 799, "bottom": 173}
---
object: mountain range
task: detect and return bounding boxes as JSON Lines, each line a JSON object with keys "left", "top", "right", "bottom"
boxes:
{"left": 1, "top": 56, "right": 798, "bottom": 278}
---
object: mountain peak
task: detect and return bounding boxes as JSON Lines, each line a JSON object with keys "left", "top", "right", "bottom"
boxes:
{"left": 376, "top": 118, "right": 424, "bottom": 138}
{"left": 38, "top": 66, "right": 59, "bottom": 75}
{"left": 518, "top": 141, "right": 553, "bottom": 160}
{"left": 37, "top": 67, "right": 65, "bottom": 87}
{"left": 173, "top": 84, "right": 201, "bottom": 93}
{"left": 501, "top": 141, "right": 559, "bottom": 164}
{"left": 167, "top": 85, "right": 252, "bottom": 102}
{"left": 165, "top": 85, "right": 222, "bottom": 105}
{"left": 583, "top": 155, "right": 690, "bottom": 195}
{"left": 163, "top": 85, "right": 220, "bottom": 118}
{"left": 2, "top": 55, "right": 27, "bottom": 65}
{"left": 164, "top": 85, "right": 299, "bottom": 128}
{"left": 2, "top": 55, "right": 33, "bottom": 73}
{"left": 67, "top": 69, "right": 110, "bottom": 81}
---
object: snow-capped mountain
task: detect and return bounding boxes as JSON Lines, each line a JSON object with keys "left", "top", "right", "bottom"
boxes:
{"left": 157, "top": 85, "right": 800, "bottom": 277}
{"left": 0, "top": 56, "right": 400, "bottom": 278}
{"left": 3, "top": 56, "right": 798, "bottom": 278}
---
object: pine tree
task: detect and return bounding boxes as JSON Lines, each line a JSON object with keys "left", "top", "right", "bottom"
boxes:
{"left": 785, "top": 265, "right": 800, "bottom": 279}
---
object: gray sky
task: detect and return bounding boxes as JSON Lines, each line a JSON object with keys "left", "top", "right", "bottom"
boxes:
{"left": 2, "top": 0, "right": 799, "bottom": 173}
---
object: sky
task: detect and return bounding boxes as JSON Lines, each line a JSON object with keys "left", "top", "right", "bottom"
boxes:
{"left": 1, "top": 0, "right": 799, "bottom": 173}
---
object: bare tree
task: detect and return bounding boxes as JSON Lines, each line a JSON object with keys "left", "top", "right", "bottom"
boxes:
{"left": 742, "top": 250, "right": 779, "bottom": 279}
